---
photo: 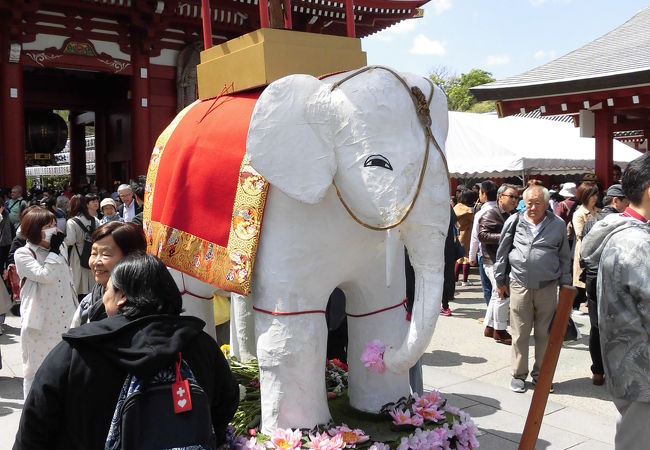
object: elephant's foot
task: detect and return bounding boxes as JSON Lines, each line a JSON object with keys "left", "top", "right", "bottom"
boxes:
{"left": 346, "top": 311, "right": 412, "bottom": 413}
{"left": 256, "top": 314, "right": 331, "bottom": 433}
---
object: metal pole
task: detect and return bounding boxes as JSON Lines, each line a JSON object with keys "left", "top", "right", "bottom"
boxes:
{"left": 201, "top": 0, "right": 213, "bottom": 49}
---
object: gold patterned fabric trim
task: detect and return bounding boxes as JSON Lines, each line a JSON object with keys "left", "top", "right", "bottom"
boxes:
{"left": 144, "top": 100, "right": 269, "bottom": 295}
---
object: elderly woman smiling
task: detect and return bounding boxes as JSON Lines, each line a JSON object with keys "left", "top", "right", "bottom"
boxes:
{"left": 71, "top": 221, "right": 146, "bottom": 326}
{"left": 15, "top": 253, "right": 240, "bottom": 449}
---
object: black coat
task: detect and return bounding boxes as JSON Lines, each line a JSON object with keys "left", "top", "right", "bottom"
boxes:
{"left": 14, "top": 314, "right": 239, "bottom": 450}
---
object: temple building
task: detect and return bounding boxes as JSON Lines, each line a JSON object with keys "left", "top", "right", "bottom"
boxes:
{"left": 0, "top": 0, "right": 427, "bottom": 190}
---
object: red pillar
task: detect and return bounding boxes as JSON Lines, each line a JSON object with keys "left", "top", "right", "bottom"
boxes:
{"left": 0, "top": 30, "right": 26, "bottom": 190}
{"left": 284, "top": 0, "right": 292, "bottom": 29}
{"left": 345, "top": 0, "right": 355, "bottom": 37}
{"left": 130, "top": 42, "right": 151, "bottom": 178}
{"left": 594, "top": 108, "right": 613, "bottom": 189}
{"left": 201, "top": 0, "right": 212, "bottom": 50}
{"left": 259, "top": 0, "right": 270, "bottom": 28}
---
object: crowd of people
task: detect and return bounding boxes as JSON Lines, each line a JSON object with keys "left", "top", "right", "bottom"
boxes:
{"left": 0, "top": 177, "right": 240, "bottom": 449}
{"left": 445, "top": 167, "right": 631, "bottom": 389}
{"left": 443, "top": 156, "right": 650, "bottom": 447}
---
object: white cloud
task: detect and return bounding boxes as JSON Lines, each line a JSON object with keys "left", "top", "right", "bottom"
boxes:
{"left": 431, "top": 0, "right": 453, "bottom": 14}
{"left": 409, "top": 34, "right": 446, "bottom": 56}
{"left": 386, "top": 19, "right": 418, "bottom": 34}
{"left": 534, "top": 49, "right": 557, "bottom": 60}
{"left": 486, "top": 54, "right": 511, "bottom": 65}
{"left": 373, "top": 34, "right": 394, "bottom": 42}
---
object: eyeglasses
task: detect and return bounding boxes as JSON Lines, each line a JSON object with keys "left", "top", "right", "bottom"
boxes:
{"left": 502, "top": 194, "right": 519, "bottom": 200}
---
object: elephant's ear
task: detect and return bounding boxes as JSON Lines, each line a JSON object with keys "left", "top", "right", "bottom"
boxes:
{"left": 247, "top": 74, "right": 336, "bottom": 204}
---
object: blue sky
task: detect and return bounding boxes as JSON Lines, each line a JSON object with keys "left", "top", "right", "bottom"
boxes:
{"left": 361, "top": 0, "right": 649, "bottom": 80}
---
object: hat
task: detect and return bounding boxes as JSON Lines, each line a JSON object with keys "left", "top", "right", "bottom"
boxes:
{"left": 100, "top": 198, "right": 116, "bottom": 210}
{"left": 606, "top": 184, "right": 625, "bottom": 198}
{"left": 582, "top": 173, "right": 598, "bottom": 183}
{"left": 558, "top": 182, "right": 577, "bottom": 198}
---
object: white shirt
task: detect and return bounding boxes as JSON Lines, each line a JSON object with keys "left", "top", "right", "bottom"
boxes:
{"left": 122, "top": 200, "right": 136, "bottom": 222}
{"left": 469, "top": 200, "right": 497, "bottom": 262}
{"left": 523, "top": 213, "right": 547, "bottom": 238}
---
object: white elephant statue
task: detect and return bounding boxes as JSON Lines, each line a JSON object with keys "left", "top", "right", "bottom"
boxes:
{"left": 147, "top": 66, "right": 450, "bottom": 434}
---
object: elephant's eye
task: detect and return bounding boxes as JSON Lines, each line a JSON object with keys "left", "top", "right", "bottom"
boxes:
{"left": 364, "top": 154, "right": 393, "bottom": 171}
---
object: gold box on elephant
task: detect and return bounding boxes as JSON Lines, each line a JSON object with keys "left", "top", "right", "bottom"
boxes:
{"left": 197, "top": 28, "right": 367, "bottom": 98}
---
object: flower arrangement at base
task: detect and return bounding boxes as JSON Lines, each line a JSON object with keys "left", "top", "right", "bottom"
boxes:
{"left": 222, "top": 348, "right": 479, "bottom": 449}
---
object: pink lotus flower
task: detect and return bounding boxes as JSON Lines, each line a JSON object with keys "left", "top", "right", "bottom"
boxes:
{"left": 368, "top": 444, "right": 391, "bottom": 450}
{"left": 413, "top": 405, "right": 445, "bottom": 423}
{"left": 234, "top": 436, "right": 265, "bottom": 450}
{"left": 409, "top": 414, "right": 424, "bottom": 427}
{"left": 328, "top": 424, "right": 370, "bottom": 448}
{"left": 361, "top": 340, "right": 386, "bottom": 373}
{"left": 390, "top": 408, "right": 413, "bottom": 425}
{"left": 308, "top": 431, "right": 345, "bottom": 449}
{"left": 413, "top": 390, "right": 442, "bottom": 408}
{"left": 269, "top": 428, "right": 303, "bottom": 449}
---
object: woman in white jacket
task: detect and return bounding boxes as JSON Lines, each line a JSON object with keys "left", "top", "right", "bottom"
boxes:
{"left": 64, "top": 195, "right": 100, "bottom": 301}
{"left": 15, "top": 207, "right": 77, "bottom": 397}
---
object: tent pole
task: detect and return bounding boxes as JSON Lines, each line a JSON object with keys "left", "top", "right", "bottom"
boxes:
{"left": 522, "top": 169, "right": 526, "bottom": 187}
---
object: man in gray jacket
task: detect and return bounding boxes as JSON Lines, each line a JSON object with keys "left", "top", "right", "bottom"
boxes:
{"left": 582, "top": 153, "right": 650, "bottom": 448}
{"left": 494, "top": 184, "right": 572, "bottom": 393}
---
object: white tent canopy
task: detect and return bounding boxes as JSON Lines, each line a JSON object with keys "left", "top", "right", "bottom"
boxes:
{"left": 445, "top": 112, "right": 642, "bottom": 178}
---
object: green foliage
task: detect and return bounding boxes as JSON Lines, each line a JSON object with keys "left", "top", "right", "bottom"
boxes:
{"left": 429, "top": 66, "right": 497, "bottom": 112}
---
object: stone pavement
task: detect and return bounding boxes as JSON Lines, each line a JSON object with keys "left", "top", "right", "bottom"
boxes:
{"left": 425, "top": 274, "right": 616, "bottom": 449}
{"left": 0, "top": 272, "right": 617, "bottom": 448}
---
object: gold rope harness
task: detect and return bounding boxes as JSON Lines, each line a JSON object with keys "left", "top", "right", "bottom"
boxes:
{"left": 329, "top": 65, "right": 451, "bottom": 231}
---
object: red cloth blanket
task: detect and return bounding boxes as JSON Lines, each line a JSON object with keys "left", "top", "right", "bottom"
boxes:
{"left": 144, "top": 90, "right": 268, "bottom": 296}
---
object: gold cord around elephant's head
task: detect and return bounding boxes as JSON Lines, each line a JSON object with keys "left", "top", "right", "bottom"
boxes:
{"left": 330, "top": 66, "right": 451, "bottom": 231}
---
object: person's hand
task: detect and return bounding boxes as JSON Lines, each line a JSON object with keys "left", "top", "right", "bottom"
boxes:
{"left": 497, "top": 285, "right": 510, "bottom": 299}
{"left": 49, "top": 232, "right": 65, "bottom": 255}
{"left": 469, "top": 259, "right": 477, "bottom": 266}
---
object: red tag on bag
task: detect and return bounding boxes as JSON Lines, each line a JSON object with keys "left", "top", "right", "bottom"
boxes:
{"left": 172, "top": 352, "right": 192, "bottom": 414}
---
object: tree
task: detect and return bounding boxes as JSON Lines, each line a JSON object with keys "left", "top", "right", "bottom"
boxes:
{"left": 429, "top": 67, "right": 496, "bottom": 112}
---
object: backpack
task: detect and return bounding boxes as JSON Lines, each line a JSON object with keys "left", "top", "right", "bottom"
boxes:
{"left": 71, "top": 218, "right": 95, "bottom": 269}
{"left": 105, "top": 352, "right": 216, "bottom": 450}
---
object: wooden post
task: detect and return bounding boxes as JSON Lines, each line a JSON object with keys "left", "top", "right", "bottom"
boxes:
{"left": 594, "top": 108, "right": 613, "bottom": 189}
{"left": 519, "top": 286, "right": 576, "bottom": 450}
{"left": 201, "top": 0, "right": 212, "bottom": 49}
{"left": 345, "top": 0, "right": 355, "bottom": 37}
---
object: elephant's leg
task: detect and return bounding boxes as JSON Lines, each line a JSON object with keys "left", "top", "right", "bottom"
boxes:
{"left": 255, "top": 311, "right": 331, "bottom": 433}
{"left": 182, "top": 295, "right": 217, "bottom": 341}
{"left": 230, "top": 293, "right": 257, "bottom": 361}
{"left": 168, "top": 268, "right": 218, "bottom": 341}
{"left": 344, "top": 257, "right": 412, "bottom": 412}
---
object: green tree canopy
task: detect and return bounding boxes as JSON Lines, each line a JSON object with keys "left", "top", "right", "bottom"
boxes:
{"left": 429, "top": 66, "right": 496, "bottom": 113}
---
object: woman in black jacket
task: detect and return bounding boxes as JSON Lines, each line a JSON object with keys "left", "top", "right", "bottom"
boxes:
{"left": 14, "top": 253, "right": 240, "bottom": 449}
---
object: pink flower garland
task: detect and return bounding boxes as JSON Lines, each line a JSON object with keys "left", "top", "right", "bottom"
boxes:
{"left": 361, "top": 339, "right": 386, "bottom": 373}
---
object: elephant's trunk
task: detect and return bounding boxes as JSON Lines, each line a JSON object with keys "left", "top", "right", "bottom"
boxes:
{"left": 383, "top": 228, "right": 445, "bottom": 373}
